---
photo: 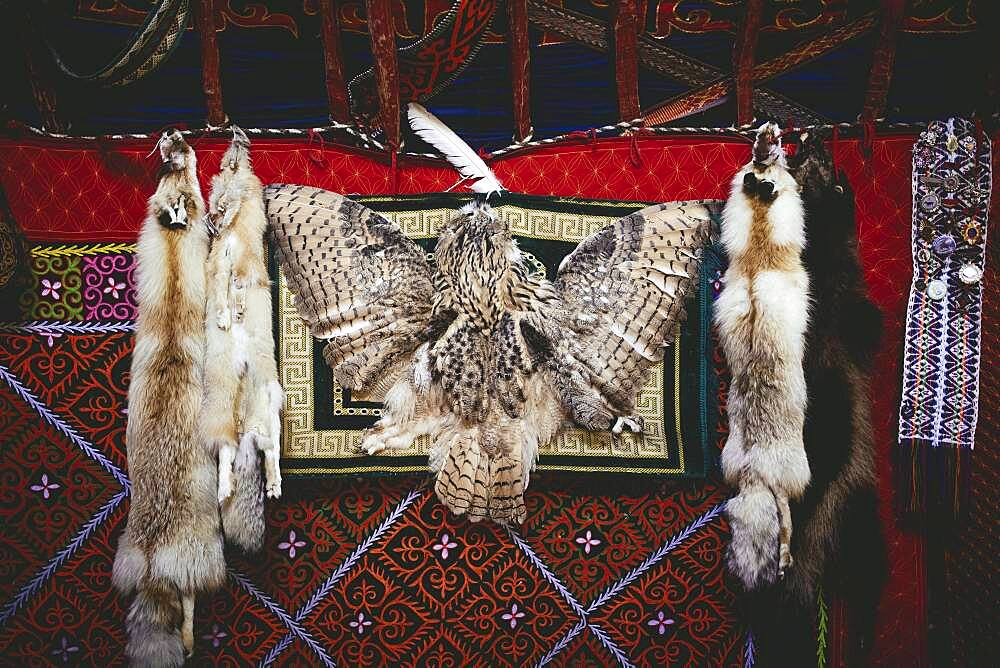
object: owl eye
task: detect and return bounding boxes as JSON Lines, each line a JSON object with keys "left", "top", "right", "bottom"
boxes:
{"left": 834, "top": 185, "right": 844, "bottom": 194}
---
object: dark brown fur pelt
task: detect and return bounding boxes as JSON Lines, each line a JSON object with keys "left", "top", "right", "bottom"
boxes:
{"left": 750, "top": 131, "right": 886, "bottom": 666}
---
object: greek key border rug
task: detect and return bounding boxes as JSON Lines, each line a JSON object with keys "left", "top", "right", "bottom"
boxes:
{"left": 274, "top": 193, "right": 722, "bottom": 479}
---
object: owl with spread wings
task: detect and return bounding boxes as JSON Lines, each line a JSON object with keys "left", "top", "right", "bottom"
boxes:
{"left": 266, "top": 107, "right": 711, "bottom": 525}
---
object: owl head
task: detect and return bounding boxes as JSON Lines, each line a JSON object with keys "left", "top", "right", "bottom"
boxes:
{"left": 446, "top": 199, "right": 511, "bottom": 245}
{"left": 436, "top": 199, "right": 519, "bottom": 277}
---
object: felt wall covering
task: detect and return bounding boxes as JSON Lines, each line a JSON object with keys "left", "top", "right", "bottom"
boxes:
{"left": 0, "top": 134, "right": 939, "bottom": 666}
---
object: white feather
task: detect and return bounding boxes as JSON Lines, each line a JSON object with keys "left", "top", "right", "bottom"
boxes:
{"left": 407, "top": 102, "right": 504, "bottom": 196}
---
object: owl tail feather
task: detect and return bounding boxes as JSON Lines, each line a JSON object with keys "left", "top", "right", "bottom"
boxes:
{"left": 487, "top": 452, "right": 526, "bottom": 525}
{"left": 434, "top": 427, "right": 527, "bottom": 525}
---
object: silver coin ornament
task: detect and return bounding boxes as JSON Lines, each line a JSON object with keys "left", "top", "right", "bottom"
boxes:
{"left": 958, "top": 264, "right": 982, "bottom": 286}
{"left": 927, "top": 279, "right": 948, "bottom": 301}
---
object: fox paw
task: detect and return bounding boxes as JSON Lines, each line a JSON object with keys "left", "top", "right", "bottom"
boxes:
{"left": 217, "top": 467, "right": 233, "bottom": 503}
{"left": 265, "top": 474, "right": 282, "bottom": 500}
{"left": 358, "top": 430, "right": 387, "bottom": 455}
{"left": 778, "top": 545, "right": 794, "bottom": 579}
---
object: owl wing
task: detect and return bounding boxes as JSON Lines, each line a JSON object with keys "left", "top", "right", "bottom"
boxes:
{"left": 265, "top": 185, "right": 436, "bottom": 392}
{"left": 534, "top": 200, "right": 713, "bottom": 420}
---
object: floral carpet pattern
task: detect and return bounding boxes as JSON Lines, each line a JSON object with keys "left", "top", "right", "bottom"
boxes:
{"left": 0, "top": 244, "right": 743, "bottom": 667}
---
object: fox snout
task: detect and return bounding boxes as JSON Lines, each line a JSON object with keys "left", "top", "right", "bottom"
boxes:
{"left": 158, "top": 129, "right": 191, "bottom": 169}
{"left": 753, "top": 122, "right": 782, "bottom": 165}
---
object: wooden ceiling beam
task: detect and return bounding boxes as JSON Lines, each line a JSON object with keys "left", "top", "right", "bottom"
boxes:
{"left": 319, "top": 0, "right": 350, "bottom": 123}
{"left": 195, "top": 0, "right": 226, "bottom": 126}
{"left": 644, "top": 12, "right": 877, "bottom": 126}
{"left": 861, "top": 0, "right": 904, "bottom": 121}
{"left": 612, "top": 0, "right": 641, "bottom": 123}
{"left": 733, "top": 0, "right": 764, "bottom": 126}
{"left": 366, "top": 0, "right": 401, "bottom": 150}
{"left": 508, "top": 0, "right": 532, "bottom": 142}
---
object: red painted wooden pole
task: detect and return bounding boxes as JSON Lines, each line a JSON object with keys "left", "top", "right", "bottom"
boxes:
{"left": 195, "top": 0, "right": 226, "bottom": 126}
{"left": 508, "top": 0, "right": 532, "bottom": 141}
{"left": 612, "top": 0, "right": 641, "bottom": 123}
{"left": 319, "top": 0, "right": 350, "bottom": 123}
{"left": 733, "top": 0, "right": 763, "bottom": 126}
{"left": 365, "top": 0, "right": 401, "bottom": 150}
{"left": 861, "top": 0, "right": 904, "bottom": 121}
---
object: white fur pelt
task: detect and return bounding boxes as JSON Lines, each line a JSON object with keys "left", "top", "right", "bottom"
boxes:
{"left": 715, "top": 122, "right": 811, "bottom": 590}
{"left": 203, "top": 127, "right": 283, "bottom": 552}
{"left": 112, "top": 130, "right": 224, "bottom": 666}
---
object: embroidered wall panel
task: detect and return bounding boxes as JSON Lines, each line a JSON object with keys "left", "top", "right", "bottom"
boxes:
{"left": 0, "top": 135, "right": 943, "bottom": 666}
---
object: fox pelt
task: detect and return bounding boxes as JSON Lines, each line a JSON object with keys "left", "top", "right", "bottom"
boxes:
{"left": 112, "top": 130, "right": 224, "bottom": 666}
{"left": 716, "top": 122, "right": 811, "bottom": 590}
{"left": 204, "top": 127, "right": 283, "bottom": 552}
{"left": 750, "top": 131, "right": 886, "bottom": 666}
{"left": 267, "top": 189, "right": 712, "bottom": 525}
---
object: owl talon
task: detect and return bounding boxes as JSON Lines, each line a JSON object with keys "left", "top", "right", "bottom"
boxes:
{"left": 611, "top": 415, "right": 644, "bottom": 435}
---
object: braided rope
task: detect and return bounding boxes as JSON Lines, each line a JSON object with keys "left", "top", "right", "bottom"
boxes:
{"left": 7, "top": 116, "right": 943, "bottom": 163}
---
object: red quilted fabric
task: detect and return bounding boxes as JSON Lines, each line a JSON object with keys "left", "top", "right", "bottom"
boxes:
{"left": 940, "top": 138, "right": 999, "bottom": 666}
{"left": 0, "top": 134, "right": 937, "bottom": 666}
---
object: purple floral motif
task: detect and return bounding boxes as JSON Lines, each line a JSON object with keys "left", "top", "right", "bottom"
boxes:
{"left": 51, "top": 637, "right": 79, "bottom": 662}
{"left": 41, "top": 278, "right": 61, "bottom": 300}
{"left": 575, "top": 529, "right": 601, "bottom": 554}
{"left": 103, "top": 277, "right": 126, "bottom": 299}
{"left": 647, "top": 610, "right": 675, "bottom": 635}
{"left": 30, "top": 473, "right": 61, "bottom": 499}
{"left": 82, "top": 254, "right": 136, "bottom": 320}
{"left": 40, "top": 330, "right": 63, "bottom": 348}
{"left": 501, "top": 603, "right": 526, "bottom": 629}
{"left": 202, "top": 623, "right": 228, "bottom": 648}
{"left": 348, "top": 611, "right": 373, "bottom": 635}
{"left": 432, "top": 533, "right": 458, "bottom": 560}
{"left": 711, "top": 269, "right": 724, "bottom": 298}
{"left": 278, "top": 530, "right": 306, "bottom": 559}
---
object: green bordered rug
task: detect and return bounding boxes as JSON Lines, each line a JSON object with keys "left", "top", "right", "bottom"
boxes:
{"left": 272, "top": 192, "right": 722, "bottom": 479}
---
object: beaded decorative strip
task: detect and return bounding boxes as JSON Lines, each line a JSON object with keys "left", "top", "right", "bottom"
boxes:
{"left": 898, "top": 118, "right": 989, "bottom": 456}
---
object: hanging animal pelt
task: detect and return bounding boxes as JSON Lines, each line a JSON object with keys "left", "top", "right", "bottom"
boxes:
{"left": 750, "top": 131, "right": 886, "bottom": 665}
{"left": 204, "top": 127, "right": 283, "bottom": 552}
{"left": 716, "top": 122, "right": 811, "bottom": 589}
{"left": 112, "top": 130, "right": 224, "bottom": 666}
{"left": 268, "top": 105, "right": 710, "bottom": 524}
